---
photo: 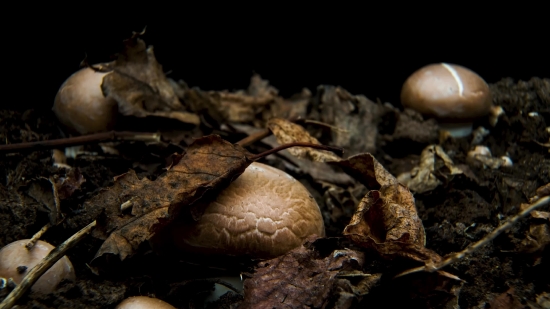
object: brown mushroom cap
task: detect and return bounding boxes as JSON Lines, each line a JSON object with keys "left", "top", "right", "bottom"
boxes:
{"left": 116, "top": 296, "right": 176, "bottom": 309}
{"left": 400, "top": 63, "right": 492, "bottom": 121}
{"left": 53, "top": 67, "right": 118, "bottom": 135}
{"left": 0, "top": 239, "right": 75, "bottom": 294}
{"left": 172, "top": 162, "right": 325, "bottom": 259}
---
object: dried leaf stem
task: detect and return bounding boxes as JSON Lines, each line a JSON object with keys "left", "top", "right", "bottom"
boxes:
{"left": 0, "top": 220, "right": 97, "bottom": 309}
{"left": 395, "top": 195, "right": 550, "bottom": 278}
{"left": 0, "top": 131, "right": 160, "bottom": 154}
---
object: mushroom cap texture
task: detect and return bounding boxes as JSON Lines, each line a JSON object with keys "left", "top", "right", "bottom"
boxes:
{"left": 53, "top": 67, "right": 118, "bottom": 135}
{"left": 173, "top": 162, "right": 325, "bottom": 259}
{"left": 116, "top": 296, "right": 176, "bottom": 309}
{"left": 0, "top": 239, "right": 75, "bottom": 293}
{"left": 401, "top": 63, "right": 492, "bottom": 121}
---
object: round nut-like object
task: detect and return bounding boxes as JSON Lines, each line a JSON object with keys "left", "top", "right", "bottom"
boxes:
{"left": 116, "top": 296, "right": 176, "bottom": 309}
{"left": 0, "top": 239, "right": 75, "bottom": 294}
{"left": 401, "top": 63, "right": 492, "bottom": 121}
{"left": 173, "top": 162, "right": 325, "bottom": 259}
{"left": 53, "top": 67, "right": 118, "bottom": 135}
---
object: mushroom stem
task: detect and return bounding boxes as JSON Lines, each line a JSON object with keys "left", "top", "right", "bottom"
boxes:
{"left": 439, "top": 122, "right": 474, "bottom": 138}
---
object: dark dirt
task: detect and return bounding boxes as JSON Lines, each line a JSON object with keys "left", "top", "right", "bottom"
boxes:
{"left": 1, "top": 76, "right": 549, "bottom": 308}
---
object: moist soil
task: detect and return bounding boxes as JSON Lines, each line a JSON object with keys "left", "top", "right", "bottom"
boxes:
{"left": 1, "top": 77, "right": 549, "bottom": 308}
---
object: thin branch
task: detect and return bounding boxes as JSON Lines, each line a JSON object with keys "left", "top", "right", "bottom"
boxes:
{"left": 0, "top": 131, "right": 160, "bottom": 154}
{"left": 0, "top": 220, "right": 97, "bottom": 309}
{"left": 235, "top": 129, "right": 271, "bottom": 147}
{"left": 249, "top": 142, "right": 344, "bottom": 161}
{"left": 25, "top": 223, "right": 52, "bottom": 250}
{"left": 395, "top": 196, "right": 550, "bottom": 278}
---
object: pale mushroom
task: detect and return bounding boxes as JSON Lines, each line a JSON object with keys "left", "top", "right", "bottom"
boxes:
{"left": 116, "top": 296, "right": 176, "bottom": 309}
{"left": 172, "top": 162, "right": 325, "bottom": 259}
{"left": 0, "top": 239, "right": 75, "bottom": 294}
{"left": 53, "top": 66, "right": 118, "bottom": 135}
{"left": 401, "top": 63, "right": 492, "bottom": 137}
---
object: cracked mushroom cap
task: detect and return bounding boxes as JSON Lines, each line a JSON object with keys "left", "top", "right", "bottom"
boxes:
{"left": 53, "top": 67, "right": 118, "bottom": 135}
{"left": 172, "top": 162, "right": 325, "bottom": 259}
{"left": 0, "top": 239, "right": 75, "bottom": 294}
{"left": 401, "top": 63, "right": 492, "bottom": 121}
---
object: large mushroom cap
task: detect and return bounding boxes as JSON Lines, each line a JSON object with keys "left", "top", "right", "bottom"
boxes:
{"left": 53, "top": 67, "right": 118, "bottom": 135}
{"left": 0, "top": 239, "right": 75, "bottom": 294}
{"left": 173, "top": 162, "right": 325, "bottom": 259}
{"left": 116, "top": 296, "right": 176, "bottom": 309}
{"left": 400, "top": 63, "right": 492, "bottom": 121}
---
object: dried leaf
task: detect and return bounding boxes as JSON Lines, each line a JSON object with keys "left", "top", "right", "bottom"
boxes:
{"left": 240, "top": 236, "right": 373, "bottom": 309}
{"left": 312, "top": 86, "right": 386, "bottom": 155}
{"left": 397, "top": 145, "right": 463, "bottom": 193}
{"left": 55, "top": 168, "right": 86, "bottom": 200}
{"left": 333, "top": 153, "right": 442, "bottom": 263}
{"left": 263, "top": 88, "right": 311, "bottom": 120}
{"left": 267, "top": 118, "right": 342, "bottom": 162}
{"left": 90, "top": 135, "right": 253, "bottom": 261}
{"left": 100, "top": 33, "right": 199, "bottom": 125}
{"left": 488, "top": 288, "right": 523, "bottom": 309}
{"left": 186, "top": 74, "right": 278, "bottom": 123}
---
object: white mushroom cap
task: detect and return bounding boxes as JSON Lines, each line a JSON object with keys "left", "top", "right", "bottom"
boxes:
{"left": 172, "top": 162, "right": 325, "bottom": 259}
{"left": 116, "top": 296, "right": 176, "bottom": 309}
{"left": 0, "top": 239, "right": 75, "bottom": 294}
{"left": 53, "top": 67, "right": 118, "bottom": 135}
{"left": 401, "top": 63, "right": 492, "bottom": 121}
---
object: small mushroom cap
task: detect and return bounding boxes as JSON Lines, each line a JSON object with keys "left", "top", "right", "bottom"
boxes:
{"left": 401, "top": 63, "right": 492, "bottom": 121}
{"left": 116, "top": 296, "right": 176, "bottom": 309}
{"left": 53, "top": 67, "right": 118, "bottom": 135}
{"left": 173, "top": 162, "right": 325, "bottom": 259}
{"left": 0, "top": 239, "right": 75, "bottom": 294}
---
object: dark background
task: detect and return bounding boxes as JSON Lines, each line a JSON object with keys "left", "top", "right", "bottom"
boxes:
{"left": 3, "top": 7, "right": 548, "bottom": 111}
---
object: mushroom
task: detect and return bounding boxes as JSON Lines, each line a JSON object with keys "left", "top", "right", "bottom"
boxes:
{"left": 116, "top": 296, "right": 176, "bottom": 309}
{"left": 172, "top": 162, "right": 325, "bottom": 259}
{"left": 53, "top": 66, "right": 118, "bottom": 135}
{"left": 401, "top": 63, "right": 492, "bottom": 137}
{"left": 0, "top": 239, "right": 75, "bottom": 294}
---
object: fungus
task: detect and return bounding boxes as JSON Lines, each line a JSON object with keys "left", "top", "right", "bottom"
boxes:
{"left": 172, "top": 162, "right": 325, "bottom": 259}
{"left": 0, "top": 239, "right": 75, "bottom": 294}
{"left": 401, "top": 63, "right": 492, "bottom": 137}
{"left": 116, "top": 296, "right": 176, "bottom": 309}
{"left": 53, "top": 66, "right": 118, "bottom": 135}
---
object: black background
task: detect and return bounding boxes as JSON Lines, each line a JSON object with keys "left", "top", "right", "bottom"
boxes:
{"left": 3, "top": 6, "right": 548, "bottom": 111}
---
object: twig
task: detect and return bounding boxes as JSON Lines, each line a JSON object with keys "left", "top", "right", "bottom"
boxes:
{"left": 395, "top": 196, "right": 550, "bottom": 278}
{"left": 249, "top": 142, "right": 344, "bottom": 161}
{"left": 25, "top": 223, "right": 52, "bottom": 250}
{"left": 0, "top": 220, "right": 97, "bottom": 309}
{"left": 0, "top": 131, "right": 160, "bottom": 154}
{"left": 235, "top": 129, "right": 271, "bottom": 147}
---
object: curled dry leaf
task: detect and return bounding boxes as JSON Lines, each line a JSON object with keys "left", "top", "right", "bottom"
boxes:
{"left": 333, "top": 153, "right": 442, "bottom": 263}
{"left": 263, "top": 88, "right": 311, "bottom": 121}
{"left": 100, "top": 32, "right": 199, "bottom": 125}
{"left": 267, "top": 118, "right": 342, "bottom": 163}
{"left": 240, "top": 236, "right": 377, "bottom": 309}
{"left": 397, "top": 145, "right": 463, "bottom": 193}
{"left": 87, "top": 135, "right": 254, "bottom": 261}
{"left": 185, "top": 74, "right": 278, "bottom": 123}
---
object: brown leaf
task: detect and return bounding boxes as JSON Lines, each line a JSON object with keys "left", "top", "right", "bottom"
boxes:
{"left": 267, "top": 118, "right": 342, "bottom": 163}
{"left": 90, "top": 135, "right": 253, "bottom": 261}
{"left": 311, "top": 86, "right": 387, "bottom": 155}
{"left": 488, "top": 288, "right": 524, "bottom": 309}
{"left": 333, "top": 153, "right": 442, "bottom": 263}
{"left": 55, "top": 168, "right": 86, "bottom": 200}
{"left": 397, "top": 145, "right": 463, "bottom": 193}
{"left": 186, "top": 74, "right": 278, "bottom": 123}
{"left": 239, "top": 236, "right": 374, "bottom": 309}
{"left": 100, "top": 33, "right": 199, "bottom": 125}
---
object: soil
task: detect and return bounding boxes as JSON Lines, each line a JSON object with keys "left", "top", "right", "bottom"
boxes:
{"left": 0, "top": 77, "right": 549, "bottom": 308}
